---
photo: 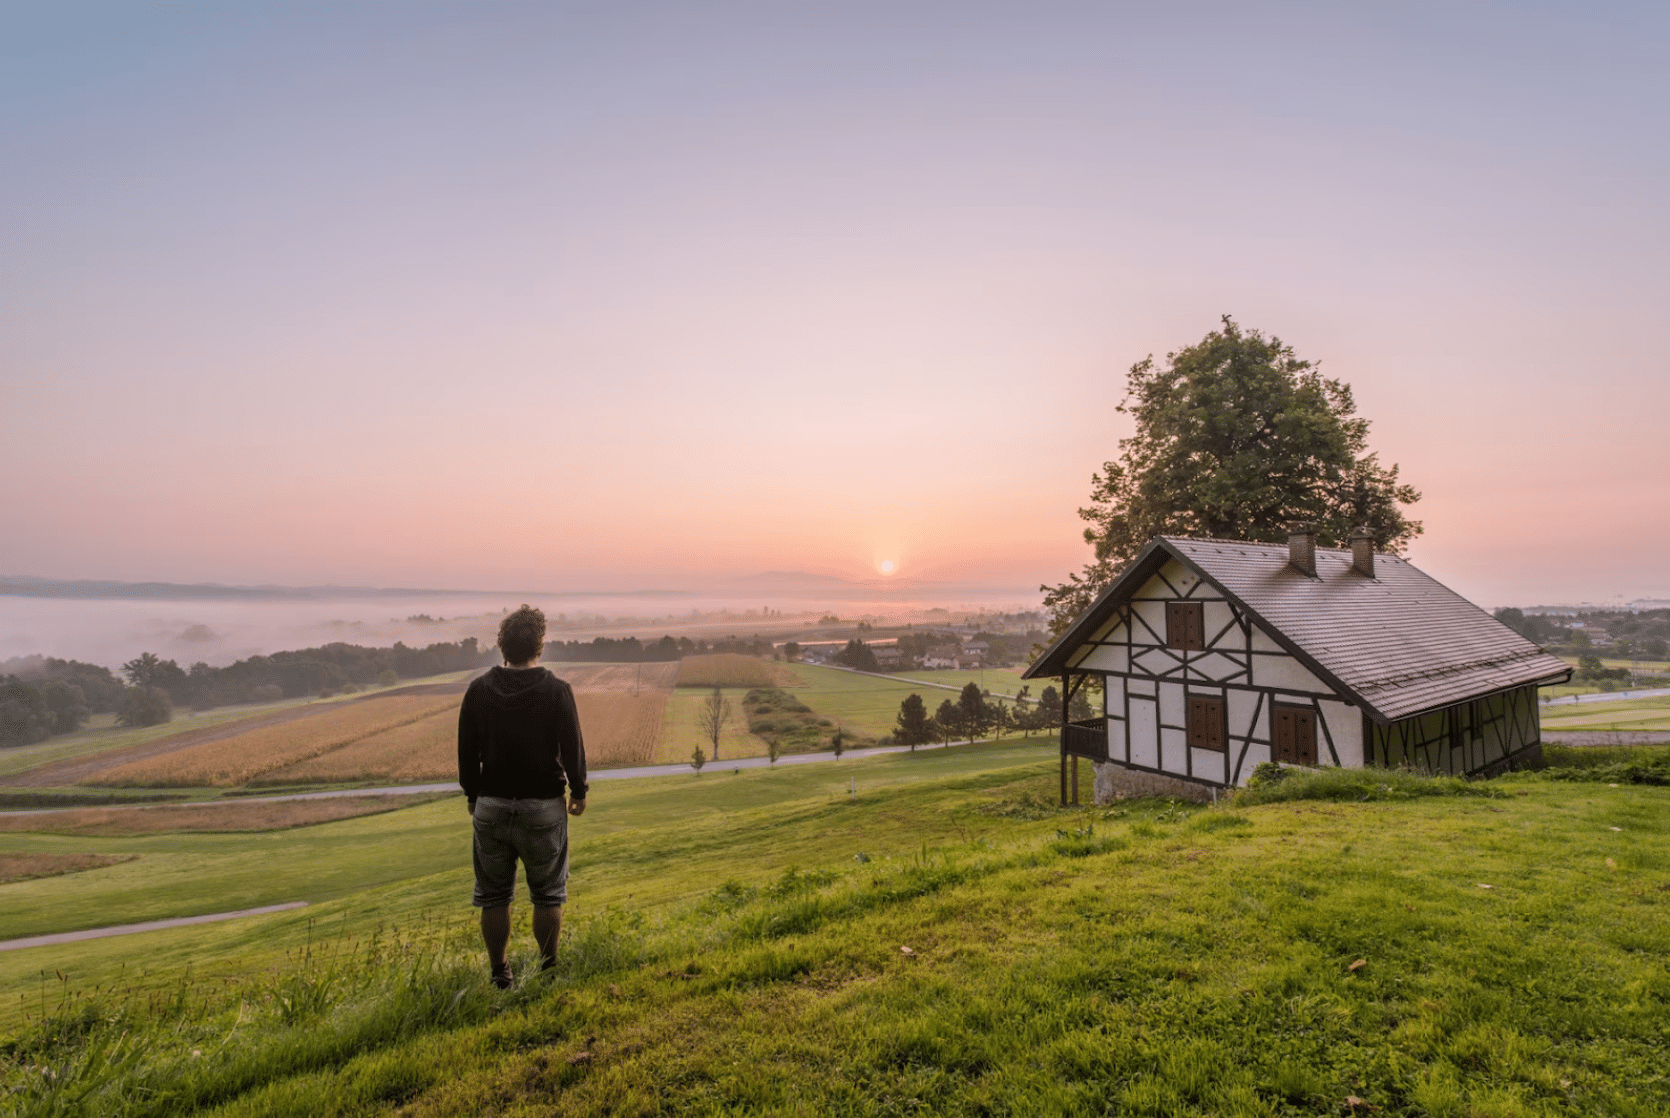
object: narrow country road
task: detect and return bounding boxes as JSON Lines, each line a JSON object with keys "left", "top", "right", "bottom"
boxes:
{"left": 0, "top": 903, "right": 308, "bottom": 953}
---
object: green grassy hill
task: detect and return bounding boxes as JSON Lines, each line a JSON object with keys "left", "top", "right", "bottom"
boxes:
{"left": 2, "top": 742, "right": 1666, "bottom": 1116}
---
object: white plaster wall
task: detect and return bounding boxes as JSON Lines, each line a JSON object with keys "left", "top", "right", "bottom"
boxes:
{"left": 1159, "top": 560, "right": 1199, "bottom": 595}
{"left": 1104, "top": 675, "right": 1125, "bottom": 715}
{"left": 1317, "top": 699, "right": 1362, "bottom": 768}
{"left": 1202, "top": 601, "right": 1236, "bottom": 640}
{"left": 1250, "top": 628, "right": 1285, "bottom": 653}
{"left": 1253, "top": 656, "right": 1331, "bottom": 695}
{"left": 1189, "top": 652, "right": 1240, "bottom": 682}
{"left": 1237, "top": 741, "right": 1271, "bottom": 778}
{"left": 1191, "top": 747, "right": 1227, "bottom": 781}
{"left": 1160, "top": 727, "right": 1188, "bottom": 774}
{"left": 1128, "top": 677, "right": 1155, "bottom": 697}
{"left": 1227, "top": 690, "right": 1264, "bottom": 742}
{"left": 1076, "top": 644, "right": 1129, "bottom": 673}
{"left": 1158, "top": 681, "right": 1186, "bottom": 727}
{"left": 1131, "top": 599, "right": 1167, "bottom": 644}
{"left": 1129, "top": 698, "right": 1158, "bottom": 768}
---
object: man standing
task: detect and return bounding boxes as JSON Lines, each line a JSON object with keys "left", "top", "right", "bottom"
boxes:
{"left": 458, "top": 605, "right": 588, "bottom": 989}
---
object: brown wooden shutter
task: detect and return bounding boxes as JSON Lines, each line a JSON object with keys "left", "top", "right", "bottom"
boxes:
{"left": 1167, "top": 602, "right": 1205, "bottom": 651}
{"left": 1187, "top": 695, "right": 1225, "bottom": 752}
{"left": 1272, "top": 704, "right": 1316, "bottom": 765}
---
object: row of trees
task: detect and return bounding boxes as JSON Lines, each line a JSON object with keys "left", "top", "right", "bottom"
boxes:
{"left": 1494, "top": 608, "right": 1670, "bottom": 662}
{"left": 0, "top": 637, "right": 502, "bottom": 749}
{"left": 0, "top": 656, "right": 157, "bottom": 747}
{"left": 892, "top": 683, "right": 1091, "bottom": 749}
{"left": 542, "top": 634, "right": 776, "bottom": 663}
{"left": 114, "top": 639, "right": 498, "bottom": 712}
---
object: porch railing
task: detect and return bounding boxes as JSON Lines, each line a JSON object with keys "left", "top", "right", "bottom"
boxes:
{"left": 1062, "top": 717, "right": 1108, "bottom": 763}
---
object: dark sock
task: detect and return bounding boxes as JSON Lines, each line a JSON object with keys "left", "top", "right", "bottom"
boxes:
{"left": 491, "top": 962, "right": 513, "bottom": 990}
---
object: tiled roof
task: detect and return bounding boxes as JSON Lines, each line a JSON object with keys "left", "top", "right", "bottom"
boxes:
{"left": 1027, "top": 537, "right": 1572, "bottom": 723}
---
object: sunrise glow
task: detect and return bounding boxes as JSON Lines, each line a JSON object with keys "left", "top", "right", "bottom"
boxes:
{"left": 879, "top": 560, "right": 896, "bottom": 575}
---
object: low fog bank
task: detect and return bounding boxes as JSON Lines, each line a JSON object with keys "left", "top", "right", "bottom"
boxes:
{"left": 1, "top": 579, "right": 1042, "bottom": 671}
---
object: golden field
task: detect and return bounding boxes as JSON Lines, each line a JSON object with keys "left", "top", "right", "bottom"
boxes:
{"left": 675, "top": 654, "right": 785, "bottom": 689}
{"left": 247, "top": 668, "right": 675, "bottom": 784}
{"left": 85, "top": 694, "right": 459, "bottom": 788}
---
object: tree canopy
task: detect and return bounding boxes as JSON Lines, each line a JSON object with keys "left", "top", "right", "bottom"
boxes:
{"left": 1043, "top": 318, "right": 1421, "bottom": 634}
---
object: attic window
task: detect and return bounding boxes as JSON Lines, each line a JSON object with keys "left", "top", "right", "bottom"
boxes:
{"left": 1166, "top": 601, "right": 1205, "bottom": 650}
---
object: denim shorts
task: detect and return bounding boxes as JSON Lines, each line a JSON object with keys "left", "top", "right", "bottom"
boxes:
{"left": 470, "top": 796, "right": 569, "bottom": 908}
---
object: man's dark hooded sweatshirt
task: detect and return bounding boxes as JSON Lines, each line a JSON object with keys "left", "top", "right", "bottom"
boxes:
{"left": 458, "top": 667, "right": 588, "bottom": 802}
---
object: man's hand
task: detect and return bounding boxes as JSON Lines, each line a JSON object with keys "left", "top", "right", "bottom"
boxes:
{"left": 467, "top": 798, "right": 476, "bottom": 815}
{"left": 567, "top": 798, "right": 586, "bottom": 817}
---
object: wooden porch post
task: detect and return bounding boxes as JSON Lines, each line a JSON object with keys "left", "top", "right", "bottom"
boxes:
{"left": 1059, "top": 672, "right": 1069, "bottom": 805}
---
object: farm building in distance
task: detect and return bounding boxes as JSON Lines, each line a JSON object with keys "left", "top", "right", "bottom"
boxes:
{"left": 1025, "top": 527, "right": 1573, "bottom": 804}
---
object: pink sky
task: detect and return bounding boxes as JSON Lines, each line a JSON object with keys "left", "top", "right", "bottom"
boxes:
{"left": 3, "top": 3, "right": 1667, "bottom": 611}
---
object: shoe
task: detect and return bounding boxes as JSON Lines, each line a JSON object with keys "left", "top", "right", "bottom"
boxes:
{"left": 540, "top": 955, "right": 557, "bottom": 973}
{"left": 491, "top": 963, "right": 514, "bottom": 990}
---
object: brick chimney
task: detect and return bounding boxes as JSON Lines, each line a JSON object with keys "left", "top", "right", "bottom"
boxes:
{"left": 1350, "top": 526, "right": 1376, "bottom": 578}
{"left": 1287, "top": 522, "right": 1316, "bottom": 577}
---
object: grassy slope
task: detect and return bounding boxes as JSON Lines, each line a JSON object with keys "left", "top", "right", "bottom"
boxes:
{"left": 2, "top": 749, "right": 1666, "bottom": 1116}
{"left": 0, "top": 741, "right": 1054, "bottom": 1000}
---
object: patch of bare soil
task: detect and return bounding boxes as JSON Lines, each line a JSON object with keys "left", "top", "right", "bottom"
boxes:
{"left": 0, "top": 793, "right": 450, "bottom": 837}
{"left": 0, "top": 682, "right": 470, "bottom": 789}
{"left": 0, "top": 852, "right": 139, "bottom": 885}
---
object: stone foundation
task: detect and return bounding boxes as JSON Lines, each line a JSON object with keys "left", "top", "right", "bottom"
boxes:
{"left": 1093, "top": 761, "right": 1217, "bottom": 804}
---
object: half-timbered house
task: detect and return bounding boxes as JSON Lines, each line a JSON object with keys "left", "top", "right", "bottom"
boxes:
{"left": 1024, "top": 527, "right": 1572, "bottom": 803}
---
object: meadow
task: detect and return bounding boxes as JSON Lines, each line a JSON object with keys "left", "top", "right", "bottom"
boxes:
{"left": 0, "top": 742, "right": 1665, "bottom": 1117}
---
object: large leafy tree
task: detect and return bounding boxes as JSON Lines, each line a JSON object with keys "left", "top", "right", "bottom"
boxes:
{"left": 1043, "top": 318, "right": 1421, "bottom": 635}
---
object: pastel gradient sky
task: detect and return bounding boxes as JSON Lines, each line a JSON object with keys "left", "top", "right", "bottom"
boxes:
{"left": 3, "top": 2, "right": 1666, "bottom": 608}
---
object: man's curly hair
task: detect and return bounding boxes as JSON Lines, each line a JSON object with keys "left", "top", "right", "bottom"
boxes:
{"left": 497, "top": 605, "right": 547, "bottom": 666}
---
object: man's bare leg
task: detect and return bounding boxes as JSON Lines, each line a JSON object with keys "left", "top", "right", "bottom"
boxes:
{"left": 481, "top": 905, "right": 512, "bottom": 985}
{"left": 533, "top": 905, "right": 562, "bottom": 970}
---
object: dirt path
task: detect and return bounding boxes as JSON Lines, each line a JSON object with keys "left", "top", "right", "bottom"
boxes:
{"left": 0, "top": 682, "right": 467, "bottom": 788}
{"left": 0, "top": 903, "right": 308, "bottom": 953}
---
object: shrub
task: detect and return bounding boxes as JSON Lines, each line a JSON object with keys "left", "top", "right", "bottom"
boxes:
{"left": 116, "top": 686, "right": 173, "bottom": 728}
{"left": 377, "top": 670, "right": 399, "bottom": 688}
{"left": 1230, "top": 765, "right": 1504, "bottom": 805}
{"left": 1534, "top": 744, "right": 1670, "bottom": 786}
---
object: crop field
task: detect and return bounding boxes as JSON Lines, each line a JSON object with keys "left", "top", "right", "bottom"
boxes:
{"left": 559, "top": 662, "right": 680, "bottom": 693}
{"left": 0, "top": 793, "right": 447, "bottom": 838}
{"left": 83, "top": 694, "right": 461, "bottom": 788}
{"left": 1, "top": 746, "right": 1667, "bottom": 1115}
{"left": 1542, "top": 693, "right": 1670, "bottom": 732}
{"left": 0, "top": 672, "right": 479, "bottom": 788}
{"left": 0, "top": 852, "right": 136, "bottom": 885}
{"left": 675, "top": 653, "right": 786, "bottom": 689}
{"left": 247, "top": 666, "right": 677, "bottom": 784}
